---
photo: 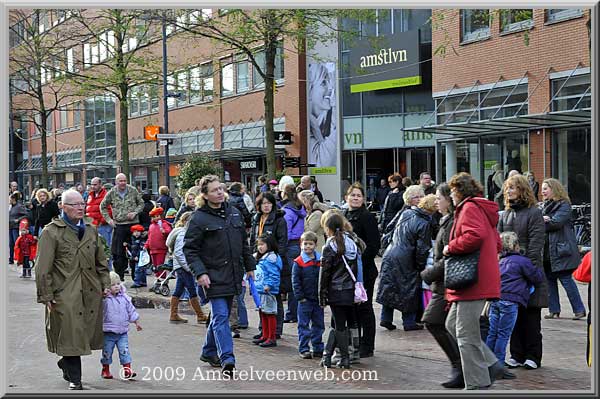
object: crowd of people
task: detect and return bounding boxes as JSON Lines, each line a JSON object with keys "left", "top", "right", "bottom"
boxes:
{"left": 6, "top": 168, "right": 590, "bottom": 390}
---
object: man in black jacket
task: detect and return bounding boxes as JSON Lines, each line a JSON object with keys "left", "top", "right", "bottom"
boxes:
{"left": 183, "top": 175, "right": 256, "bottom": 376}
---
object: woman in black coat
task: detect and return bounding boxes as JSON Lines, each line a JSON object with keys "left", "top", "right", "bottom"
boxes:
{"left": 497, "top": 174, "right": 546, "bottom": 371}
{"left": 33, "top": 188, "right": 60, "bottom": 237}
{"left": 376, "top": 186, "right": 434, "bottom": 331}
{"left": 250, "top": 192, "right": 288, "bottom": 338}
{"left": 540, "top": 178, "right": 586, "bottom": 320}
{"left": 420, "top": 183, "right": 463, "bottom": 388}
{"left": 157, "top": 186, "right": 176, "bottom": 216}
{"left": 378, "top": 174, "right": 405, "bottom": 232}
{"left": 343, "top": 183, "right": 380, "bottom": 358}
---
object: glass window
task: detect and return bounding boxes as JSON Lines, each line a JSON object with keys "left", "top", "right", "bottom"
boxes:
{"left": 221, "top": 62, "right": 234, "bottom": 97}
{"left": 378, "top": 9, "right": 392, "bottom": 35}
{"left": 461, "top": 9, "right": 490, "bottom": 42}
{"left": 149, "top": 85, "right": 159, "bottom": 112}
{"left": 167, "top": 74, "right": 176, "bottom": 108}
{"left": 551, "top": 74, "right": 591, "bottom": 111}
{"left": 201, "top": 63, "right": 213, "bottom": 99}
{"left": 553, "top": 128, "right": 591, "bottom": 205}
{"left": 340, "top": 18, "right": 360, "bottom": 51}
{"left": 177, "top": 70, "right": 188, "bottom": 106}
{"left": 190, "top": 67, "right": 202, "bottom": 102}
{"left": 546, "top": 9, "right": 584, "bottom": 23}
{"left": 140, "top": 87, "right": 149, "bottom": 114}
{"left": 236, "top": 55, "right": 250, "bottom": 93}
{"left": 129, "top": 87, "right": 139, "bottom": 116}
{"left": 361, "top": 18, "right": 376, "bottom": 38}
{"left": 500, "top": 9, "right": 533, "bottom": 32}
{"left": 253, "top": 51, "right": 265, "bottom": 88}
{"left": 403, "top": 9, "right": 432, "bottom": 42}
{"left": 275, "top": 44, "right": 284, "bottom": 81}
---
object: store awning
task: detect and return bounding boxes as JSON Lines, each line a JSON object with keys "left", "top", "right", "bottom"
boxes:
{"left": 129, "top": 147, "right": 286, "bottom": 167}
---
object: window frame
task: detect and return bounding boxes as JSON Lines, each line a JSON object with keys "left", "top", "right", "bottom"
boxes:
{"left": 220, "top": 58, "right": 235, "bottom": 97}
{"left": 545, "top": 9, "right": 584, "bottom": 24}
{"left": 500, "top": 9, "right": 534, "bottom": 34}
{"left": 460, "top": 9, "right": 491, "bottom": 44}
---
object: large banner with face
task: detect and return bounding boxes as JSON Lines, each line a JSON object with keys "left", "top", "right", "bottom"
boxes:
{"left": 307, "top": 62, "right": 337, "bottom": 170}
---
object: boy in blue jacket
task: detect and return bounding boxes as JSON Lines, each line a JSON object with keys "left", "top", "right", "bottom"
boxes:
{"left": 486, "top": 231, "right": 545, "bottom": 366}
{"left": 292, "top": 231, "right": 325, "bottom": 359}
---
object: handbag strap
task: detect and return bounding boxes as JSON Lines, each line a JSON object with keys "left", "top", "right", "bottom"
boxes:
{"left": 341, "top": 255, "right": 357, "bottom": 283}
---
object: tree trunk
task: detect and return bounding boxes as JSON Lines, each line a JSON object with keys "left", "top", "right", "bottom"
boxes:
{"left": 264, "top": 43, "right": 277, "bottom": 180}
{"left": 119, "top": 95, "right": 130, "bottom": 177}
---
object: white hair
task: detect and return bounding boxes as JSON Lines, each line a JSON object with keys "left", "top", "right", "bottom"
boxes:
{"left": 279, "top": 175, "right": 295, "bottom": 193}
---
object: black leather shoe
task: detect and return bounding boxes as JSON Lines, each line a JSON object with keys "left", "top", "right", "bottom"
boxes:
{"left": 441, "top": 369, "right": 464, "bottom": 389}
{"left": 403, "top": 324, "right": 424, "bottom": 331}
{"left": 200, "top": 354, "right": 221, "bottom": 367}
{"left": 311, "top": 351, "right": 323, "bottom": 358}
{"left": 68, "top": 382, "right": 83, "bottom": 390}
{"left": 253, "top": 333, "right": 262, "bottom": 340}
{"left": 359, "top": 351, "right": 374, "bottom": 358}
{"left": 380, "top": 321, "right": 397, "bottom": 331}
{"left": 57, "top": 359, "right": 70, "bottom": 382}
{"left": 488, "top": 360, "right": 505, "bottom": 383}
{"left": 221, "top": 363, "right": 235, "bottom": 378}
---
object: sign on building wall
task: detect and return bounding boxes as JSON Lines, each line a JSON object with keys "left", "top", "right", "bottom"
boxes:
{"left": 307, "top": 62, "right": 338, "bottom": 174}
{"left": 349, "top": 30, "right": 421, "bottom": 93}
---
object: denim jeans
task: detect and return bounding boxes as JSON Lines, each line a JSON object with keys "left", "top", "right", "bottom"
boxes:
{"left": 546, "top": 270, "right": 586, "bottom": 314}
{"left": 297, "top": 300, "right": 325, "bottom": 354}
{"left": 381, "top": 305, "right": 416, "bottom": 328}
{"left": 202, "top": 296, "right": 235, "bottom": 366}
{"left": 173, "top": 269, "right": 198, "bottom": 298}
{"left": 486, "top": 300, "right": 519, "bottom": 362}
{"left": 196, "top": 284, "right": 209, "bottom": 305}
{"left": 237, "top": 284, "right": 249, "bottom": 328}
{"left": 102, "top": 332, "right": 132, "bottom": 365}
{"left": 9, "top": 228, "right": 19, "bottom": 263}
{"left": 284, "top": 242, "right": 301, "bottom": 321}
{"left": 133, "top": 264, "right": 147, "bottom": 286}
{"left": 97, "top": 224, "right": 113, "bottom": 270}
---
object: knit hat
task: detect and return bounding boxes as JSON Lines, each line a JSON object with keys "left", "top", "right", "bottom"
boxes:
{"left": 109, "top": 271, "right": 121, "bottom": 286}
{"left": 269, "top": 179, "right": 278, "bottom": 185}
{"left": 130, "top": 224, "right": 145, "bottom": 233}
{"left": 149, "top": 207, "right": 164, "bottom": 217}
{"left": 165, "top": 208, "right": 177, "bottom": 218}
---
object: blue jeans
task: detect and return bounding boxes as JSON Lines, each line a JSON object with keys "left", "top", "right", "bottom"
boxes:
{"left": 197, "top": 283, "right": 209, "bottom": 305}
{"left": 546, "top": 270, "right": 586, "bottom": 314}
{"left": 202, "top": 296, "right": 235, "bottom": 366}
{"left": 237, "top": 284, "right": 249, "bottom": 328}
{"left": 133, "top": 263, "right": 147, "bottom": 286}
{"left": 381, "top": 305, "right": 417, "bottom": 328}
{"left": 101, "top": 332, "right": 132, "bottom": 365}
{"left": 297, "top": 300, "right": 325, "bottom": 354}
{"left": 173, "top": 269, "right": 198, "bottom": 299}
{"left": 9, "top": 228, "right": 19, "bottom": 263}
{"left": 486, "top": 300, "right": 519, "bottom": 362}
{"left": 285, "top": 242, "right": 301, "bottom": 321}
{"left": 97, "top": 224, "right": 113, "bottom": 270}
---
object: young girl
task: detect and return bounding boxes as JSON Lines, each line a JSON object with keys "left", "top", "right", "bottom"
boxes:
{"left": 252, "top": 234, "right": 282, "bottom": 348}
{"left": 319, "top": 210, "right": 361, "bottom": 369}
{"left": 101, "top": 272, "right": 142, "bottom": 380}
{"left": 14, "top": 219, "right": 37, "bottom": 278}
{"left": 145, "top": 207, "right": 172, "bottom": 278}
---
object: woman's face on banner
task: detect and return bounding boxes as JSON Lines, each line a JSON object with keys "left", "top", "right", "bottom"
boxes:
{"left": 311, "top": 68, "right": 332, "bottom": 116}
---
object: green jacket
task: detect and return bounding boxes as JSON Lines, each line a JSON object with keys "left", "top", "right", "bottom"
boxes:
{"left": 100, "top": 184, "right": 144, "bottom": 225}
{"left": 35, "top": 217, "right": 111, "bottom": 356}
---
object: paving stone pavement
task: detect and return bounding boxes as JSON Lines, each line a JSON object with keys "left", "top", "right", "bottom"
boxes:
{"left": 5, "top": 262, "right": 592, "bottom": 392}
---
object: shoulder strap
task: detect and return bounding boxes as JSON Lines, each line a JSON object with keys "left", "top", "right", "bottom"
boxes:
{"left": 341, "top": 255, "right": 357, "bottom": 283}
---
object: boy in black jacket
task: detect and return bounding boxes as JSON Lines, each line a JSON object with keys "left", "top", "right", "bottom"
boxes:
{"left": 292, "top": 231, "right": 325, "bottom": 359}
{"left": 126, "top": 224, "right": 148, "bottom": 288}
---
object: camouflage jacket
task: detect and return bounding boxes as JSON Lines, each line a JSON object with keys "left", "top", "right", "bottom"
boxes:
{"left": 100, "top": 184, "right": 144, "bottom": 225}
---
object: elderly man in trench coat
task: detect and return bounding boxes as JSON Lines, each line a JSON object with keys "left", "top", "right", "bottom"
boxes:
{"left": 35, "top": 189, "right": 111, "bottom": 390}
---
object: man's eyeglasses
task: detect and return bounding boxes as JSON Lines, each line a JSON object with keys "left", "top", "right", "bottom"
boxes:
{"left": 63, "top": 203, "right": 86, "bottom": 208}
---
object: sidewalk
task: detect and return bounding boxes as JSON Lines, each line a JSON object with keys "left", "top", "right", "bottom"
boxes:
{"left": 5, "top": 262, "right": 592, "bottom": 392}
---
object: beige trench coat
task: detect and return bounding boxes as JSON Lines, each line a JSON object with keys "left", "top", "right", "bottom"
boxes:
{"left": 35, "top": 217, "right": 110, "bottom": 356}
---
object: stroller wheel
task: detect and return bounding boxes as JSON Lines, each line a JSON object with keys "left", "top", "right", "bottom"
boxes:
{"left": 160, "top": 285, "right": 170, "bottom": 296}
{"left": 153, "top": 284, "right": 161, "bottom": 294}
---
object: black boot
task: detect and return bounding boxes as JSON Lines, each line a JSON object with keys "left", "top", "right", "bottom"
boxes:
{"left": 425, "top": 323, "right": 464, "bottom": 388}
{"left": 336, "top": 330, "right": 350, "bottom": 369}
{"left": 320, "top": 329, "right": 336, "bottom": 368}
{"left": 442, "top": 361, "right": 465, "bottom": 389}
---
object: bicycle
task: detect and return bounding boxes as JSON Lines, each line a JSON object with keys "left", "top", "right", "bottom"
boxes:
{"left": 571, "top": 203, "right": 591, "bottom": 254}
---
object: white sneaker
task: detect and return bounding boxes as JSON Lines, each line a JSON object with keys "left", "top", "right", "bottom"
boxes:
{"left": 505, "top": 358, "right": 523, "bottom": 368}
{"left": 524, "top": 359, "right": 538, "bottom": 370}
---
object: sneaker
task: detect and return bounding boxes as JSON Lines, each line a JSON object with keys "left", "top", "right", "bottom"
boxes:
{"left": 200, "top": 354, "right": 221, "bottom": 367}
{"left": 505, "top": 358, "right": 523, "bottom": 368}
{"left": 300, "top": 352, "right": 313, "bottom": 359}
{"left": 380, "top": 321, "right": 397, "bottom": 331}
{"left": 573, "top": 312, "right": 586, "bottom": 320}
{"left": 524, "top": 359, "right": 538, "bottom": 370}
{"left": 259, "top": 340, "right": 277, "bottom": 348}
{"left": 68, "top": 382, "right": 83, "bottom": 390}
{"left": 544, "top": 312, "right": 560, "bottom": 319}
{"left": 232, "top": 329, "right": 241, "bottom": 339}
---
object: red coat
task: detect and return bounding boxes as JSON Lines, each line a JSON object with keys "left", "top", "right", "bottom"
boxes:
{"left": 86, "top": 188, "right": 112, "bottom": 226}
{"left": 573, "top": 252, "right": 591, "bottom": 283}
{"left": 446, "top": 196, "right": 502, "bottom": 302}
{"left": 14, "top": 234, "right": 37, "bottom": 263}
{"left": 145, "top": 219, "right": 172, "bottom": 255}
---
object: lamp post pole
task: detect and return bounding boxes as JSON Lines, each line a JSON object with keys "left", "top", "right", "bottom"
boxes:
{"left": 161, "top": 11, "right": 171, "bottom": 189}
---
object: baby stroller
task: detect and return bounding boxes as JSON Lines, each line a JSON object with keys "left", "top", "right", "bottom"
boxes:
{"left": 151, "top": 259, "right": 176, "bottom": 297}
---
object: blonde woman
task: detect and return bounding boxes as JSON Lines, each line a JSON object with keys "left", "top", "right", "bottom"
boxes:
{"left": 298, "top": 190, "right": 329, "bottom": 251}
{"left": 175, "top": 191, "right": 196, "bottom": 224}
{"left": 33, "top": 188, "right": 60, "bottom": 236}
{"left": 541, "top": 178, "right": 585, "bottom": 320}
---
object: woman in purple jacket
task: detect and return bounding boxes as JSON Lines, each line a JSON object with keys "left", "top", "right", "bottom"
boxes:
{"left": 101, "top": 272, "right": 142, "bottom": 380}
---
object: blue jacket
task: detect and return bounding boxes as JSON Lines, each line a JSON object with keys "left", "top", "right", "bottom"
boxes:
{"left": 499, "top": 251, "right": 545, "bottom": 307}
{"left": 254, "top": 251, "right": 283, "bottom": 295}
{"left": 282, "top": 202, "right": 307, "bottom": 241}
{"left": 292, "top": 251, "right": 322, "bottom": 302}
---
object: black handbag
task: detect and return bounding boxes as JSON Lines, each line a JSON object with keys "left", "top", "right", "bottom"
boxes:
{"left": 444, "top": 249, "right": 480, "bottom": 290}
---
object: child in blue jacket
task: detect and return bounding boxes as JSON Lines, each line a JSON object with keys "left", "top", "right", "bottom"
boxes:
{"left": 252, "top": 233, "right": 283, "bottom": 348}
{"left": 486, "top": 231, "right": 544, "bottom": 365}
{"left": 292, "top": 231, "right": 325, "bottom": 359}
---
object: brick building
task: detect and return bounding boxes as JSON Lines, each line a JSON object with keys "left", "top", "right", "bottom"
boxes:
{"left": 410, "top": 8, "right": 591, "bottom": 204}
{"left": 10, "top": 9, "right": 307, "bottom": 196}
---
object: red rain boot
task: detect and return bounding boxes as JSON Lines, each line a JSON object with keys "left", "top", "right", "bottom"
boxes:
{"left": 122, "top": 363, "right": 137, "bottom": 379}
{"left": 101, "top": 364, "right": 113, "bottom": 379}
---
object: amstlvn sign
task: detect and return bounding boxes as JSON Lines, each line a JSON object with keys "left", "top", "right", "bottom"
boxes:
{"left": 349, "top": 30, "right": 421, "bottom": 93}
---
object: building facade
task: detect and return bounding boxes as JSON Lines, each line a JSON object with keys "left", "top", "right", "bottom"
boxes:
{"left": 412, "top": 8, "right": 591, "bottom": 204}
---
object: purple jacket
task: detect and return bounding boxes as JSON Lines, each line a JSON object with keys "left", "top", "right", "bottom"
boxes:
{"left": 282, "top": 202, "right": 306, "bottom": 241}
{"left": 499, "top": 252, "right": 545, "bottom": 307}
{"left": 103, "top": 286, "right": 139, "bottom": 334}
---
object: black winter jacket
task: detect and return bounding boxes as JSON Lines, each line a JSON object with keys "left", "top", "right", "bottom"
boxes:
{"left": 157, "top": 195, "right": 175, "bottom": 216}
{"left": 174, "top": 204, "right": 195, "bottom": 224}
{"left": 379, "top": 190, "right": 405, "bottom": 231}
{"left": 498, "top": 201, "right": 547, "bottom": 308}
{"left": 228, "top": 191, "right": 251, "bottom": 227}
{"left": 9, "top": 201, "right": 31, "bottom": 230}
{"left": 183, "top": 203, "right": 256, "bottom": 298}
{"left": 344, "top": 205, "right": 380, "bottom": 283}
{"left": 319, "top": 235, "right": 359, "bottom": 307}
{"left": 34, "top": 200, "right": 60, "bottom": 236}
{"left": 421, "top": 213, "right": 454, "bottom": 295}
{"left": 249, "top": 210, "right": 290, "bottom": 293}
{"left": 542, "top": 200, "right": 580, "bottom": 273}
{"left": 376, "top": 207, "right": 432, "bottom": 313}
{"left": 139, "top": 199, "right": 154, "bottom": 230}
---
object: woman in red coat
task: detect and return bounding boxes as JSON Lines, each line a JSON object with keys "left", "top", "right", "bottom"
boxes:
{"left": 442, "top": 173, "right": 503, "bottom": 390}
{"left": 145, "top": 207, "right": 172, "bottom": 277}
